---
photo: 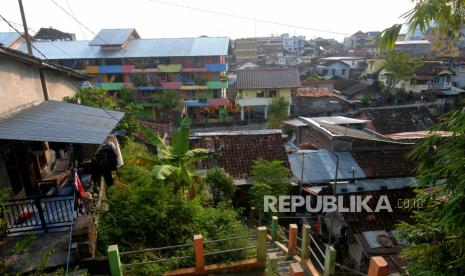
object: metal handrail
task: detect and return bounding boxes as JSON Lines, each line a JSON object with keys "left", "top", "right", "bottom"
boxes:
{"left": 335, "top": 263, "right": 368, "bottom": 276}
{"left": 308, "top": 246, "right": 324, "bottom": 270}
{"left": 120, "top": 243, "right": 192, "bottom": 256}
{"left": 310, "top": 235, "right": 326, "bottom": 257}
{"left": 204, "top": 234, "right": 257, "bottom": 244}
{"left": 204, "top": 245, "right": 257, "bottom": 256}
{"left": 121, "top": 255, "right": 192, "bottom": 267}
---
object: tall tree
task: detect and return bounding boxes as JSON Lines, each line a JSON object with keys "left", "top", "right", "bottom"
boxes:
{"left": 151, "top": 90, "right": 184, "bottom": 122}
{"left": 267, "top": 96, "right": 290, "bottom": 128}
{"left": 378, "top": 0, "right": 465, "bottom": 51}
{"left": 382, "top": 51, "right": 420, "bottom": 94}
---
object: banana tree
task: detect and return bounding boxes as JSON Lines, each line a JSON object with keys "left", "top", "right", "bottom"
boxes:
{"left": 140, "top": 117, "right": 208, "bottom": 193}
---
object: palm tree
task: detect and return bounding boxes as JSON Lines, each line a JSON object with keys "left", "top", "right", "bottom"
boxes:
{"left": 150, "top": 90, "right": 184, "bottom": 122}
{"left": 140, "top": 117, "right": 208, "bottom": 193}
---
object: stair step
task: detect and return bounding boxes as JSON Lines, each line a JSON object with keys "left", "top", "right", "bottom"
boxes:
{"left": 278, "top": 261, "right": 294, "bottom": 267}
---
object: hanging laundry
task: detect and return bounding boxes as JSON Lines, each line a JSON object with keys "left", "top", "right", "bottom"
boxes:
{"left": 108, "top": 135, "right": 124, "bottom": 167}
{"left": 91, "top": 144, "right": 118, "bottom": 187}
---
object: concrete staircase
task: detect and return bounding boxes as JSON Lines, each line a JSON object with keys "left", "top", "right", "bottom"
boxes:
{"left": 266, "top": 240, "right": 299, "bottom": 276}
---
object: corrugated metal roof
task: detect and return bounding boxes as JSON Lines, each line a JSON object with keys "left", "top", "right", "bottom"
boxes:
{"left": 310, "top": 116, "right": 370, "bottom": 125}
{"left": 235, "top": 69, "right": 301, "bottom": 89}
{"left": 17, "top": 37, "right": 230, "bottom": 59}
{"left": 89, "top": 28, "right": 139, "bottom": 46}
{"left": 0, "top": 101, "right": 124, "bottom": 144}
{"left": 288, "top": 149, "right": 365, "bottom": 183}
{"left": 0, "top": 32, "right": 21, "bottom": 47}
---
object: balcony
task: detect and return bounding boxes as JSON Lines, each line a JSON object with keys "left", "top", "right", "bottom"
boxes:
{"left": 160, "top": 81, "right": 182, "bottom": 90}
{"left": 121, "top": 65, "right": 135, "bottom": 73}
{"left": 207, "top": 98, "right": 228, "bottom": 106}
{"left": 180, "top": 85, "right": 208, "bottom": 90}
{"left": 181, "top": 67, "right": 208, "bottom": 73}
{"left": 158, "top": 64, "right": 182, "bottom": 73}
{"left": 207, "top": 80, "right": 228, "bottom": 89}
{"left": 93, "top": 82, "right": 126, "bottom": 90}
{"left": 136, "top": 86, "right": 162, "bottom": 91}
{"left": 99, "top": 65, "right": 122, "bottom": 74}
{"left": 205, "top": 63, "right": 228, "bottom": 72}
{"left": 85, "top": 65, "right": 99, "bottom": 74}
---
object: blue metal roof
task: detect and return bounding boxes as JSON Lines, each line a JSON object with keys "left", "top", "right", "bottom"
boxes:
{"left": 0, "top": 32, "right": 21, "bottom": 47}
{"left": 288, "top": 149, "right": 366, "bottom": 183}
{"left": 0, "top": 101, "right": 124, "bottom": 144}
{"left": 18, "top": 37, "right": 230, "bottom": 59}
{"left": 89, "top": 28, "right": 140, "bottom": 46}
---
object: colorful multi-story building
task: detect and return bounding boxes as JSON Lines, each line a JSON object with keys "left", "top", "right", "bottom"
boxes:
{"left": 17, "top": 28, "right": 231, "bottom": 121}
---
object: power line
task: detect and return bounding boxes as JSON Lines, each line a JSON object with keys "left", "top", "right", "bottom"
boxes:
{"left": 0, "top": 14, "right": 75, "bottom": 59}
{"left": 0, "top": 13, "right": 47, "bottom": 59}
{"left": 48, "top": 0, "right": 107, "bottom": 43}
{"left": 146, "top": 0, "right": 350, "bottom": 36}
{"left": 64, "top": 0, "right": 87, "bottom": 40}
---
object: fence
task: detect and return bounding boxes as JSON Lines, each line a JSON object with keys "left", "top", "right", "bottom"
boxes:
{"left": 107, "top": 228, "right": 267, "bottom": 276}
{"left": 4, "top": 195, "right": 81, "bottom": 234}
{"left": 253, "top": 209, "right": 388, "bottom": 276}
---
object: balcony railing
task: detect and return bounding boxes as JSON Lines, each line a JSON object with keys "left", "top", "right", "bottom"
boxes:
{"left": 4, "top": 195, "right": 82, "bottom": 235}
{"left": 205, "top": 64, "right": 228, "bottom": 72}
{"left": 158, "top": 64, "right": 182, "bottom": 73}
{"left": 207, "top": 80, "right": 228, "bottom": 89}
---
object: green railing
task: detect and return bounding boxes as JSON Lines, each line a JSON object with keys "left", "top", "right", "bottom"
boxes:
{"left": 107, "top": 229, "right": 267, "bottom": 276}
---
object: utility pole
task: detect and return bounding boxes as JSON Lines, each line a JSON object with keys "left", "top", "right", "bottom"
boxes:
{"left": 17, "top": 0, "right": 49, "bottom": 100}
{"left": 18, "top": 0, "right": 32, "bottom": 55}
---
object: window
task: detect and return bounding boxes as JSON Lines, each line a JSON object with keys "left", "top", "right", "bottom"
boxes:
{"left": 342, "top": 69, "right": 346, "bottom": 75}
{"left": 267, "top": 90, "right": 277, "bottom": 97}
{"left": 332, "top": 69, "right": 336, "bottom": 75}
{"left": 257, "top": 91, "right": 264, "bottom": 97}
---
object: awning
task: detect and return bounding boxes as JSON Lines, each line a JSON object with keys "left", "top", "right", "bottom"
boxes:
{"left": 0, "top": 100, "right": 124, "bottom": 144}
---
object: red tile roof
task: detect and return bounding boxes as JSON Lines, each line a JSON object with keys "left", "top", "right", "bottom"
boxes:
{"left": 190, "top": 130, "right": 289, "bottom": 179}
{"left": 295, "top": 88, "right": 333, "bottom": 97}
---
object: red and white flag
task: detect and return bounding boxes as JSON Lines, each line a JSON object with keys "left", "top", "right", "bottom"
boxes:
{"left": 74, "top": 172, "right": 85, "bottom": 198}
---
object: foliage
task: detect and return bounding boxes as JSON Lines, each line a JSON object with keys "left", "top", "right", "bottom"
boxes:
{"left": 398, "top": 109, "right": 465, "bottom": 274}
{"left": 64, "top": 86, "right": 141, "bottom": 134}
{"left": 204, "top": 168, "right": 236, "bottom": 205}
{"left": 305, "top": 74, "right": 322, "bottom": 81}
{"left": 151, "top": 90, "right": 184, "bottom": 121}
{"left": 249, "top": 159, "right": 290, "bottom": 219}
{"left": 267, "top": 96, "right": 290, "bottom": 128}
{"left": 382, "top": 52, "right": 421, "bottom": 94}
{"left": 378, "top": 0, "right": 465, "bottom": 51}
{"left": 361, "top": 94, "right": 370, "bottom": 107}
{"left": 141, "top": 117, "right": 208, "bottom": 192}
{"left": 99, "top": 140, "right": 252, "bottom": 275}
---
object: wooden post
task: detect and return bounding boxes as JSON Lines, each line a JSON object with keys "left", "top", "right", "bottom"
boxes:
{"left": 194, "top": 234, "right": 205, "bottom": 273}
{"left": 257, "top": 226, "right": 267, "bottom": 266}
{"left": 288, "top": 224, "right": 298, "bottom": 256}
{"left": 289, "top": 262, "right": 304, "bottom": 276}
{"left": 250, "top": 207, "right": 256, "bottom": 225}
{"left": 368, "top": 256, "right": 388, "bottom": 276}
{"left": 107, "top": 245, "right": 123, "bottom": 276}
{"left": 301, "top": 224, "right": 311, "bottom": 261}
{"left": 323, "top": 245, "right": 336, "bottom": 276}
{"left": 267, "top": 252, "right": 278, "bottom": 275}
{"left": 271, "top": 216, "right": 278, "bottom": 241}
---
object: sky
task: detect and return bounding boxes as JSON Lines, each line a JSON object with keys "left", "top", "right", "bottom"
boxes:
{"left": 0, "top": 0, "right": 415, "bottom": 42}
